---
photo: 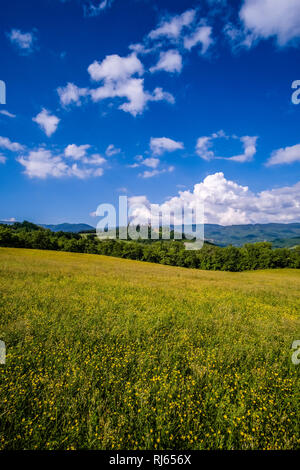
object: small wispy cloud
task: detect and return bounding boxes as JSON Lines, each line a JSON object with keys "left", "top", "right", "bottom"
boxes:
{"left": 0, "top": 110, "right": 16, "bottom": 118}
{"left": 7, "top": 28, "right": 37, "bottom": 55}
{"left": 150, "top": 137, "right": 184, "bottom": 156}
{"left": 0, "top": 136, "right": 24, "bottom": 152}
{"left": 105, "top": 144, "right": 121, "bottom": 156}
{"left": 84, "top": 0, "right": 115, "bottom": 18}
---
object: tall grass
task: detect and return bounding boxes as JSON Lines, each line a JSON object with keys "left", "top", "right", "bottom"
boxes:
{"left": 0, "top": 247, "right": 299, "bottom": 450}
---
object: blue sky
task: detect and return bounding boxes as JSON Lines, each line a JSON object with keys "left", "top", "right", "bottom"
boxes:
{"left": 0, "top": 0, "right": 300, "bottom": 226}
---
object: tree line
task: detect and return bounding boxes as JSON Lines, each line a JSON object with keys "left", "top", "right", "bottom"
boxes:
{"left": 0, "top": 222, "right": 299, "bottom": 272}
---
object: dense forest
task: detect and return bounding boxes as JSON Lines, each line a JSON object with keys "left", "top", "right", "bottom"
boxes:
{"left": 0, "top": 221, "right": 299, "bottom": 272}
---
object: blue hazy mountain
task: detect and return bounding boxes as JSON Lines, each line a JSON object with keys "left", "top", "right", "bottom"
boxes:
{"left": 41, "top": 223, "right": 95, "bottom": 233}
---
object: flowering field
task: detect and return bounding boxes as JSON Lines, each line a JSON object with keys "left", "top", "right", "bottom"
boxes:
{"left": 0, "top": 247, "right": 299, "bottom": 450}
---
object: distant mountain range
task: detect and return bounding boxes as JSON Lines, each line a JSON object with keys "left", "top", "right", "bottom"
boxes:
{"left": 1, "top": 221, "right": 300, "bottom": 248}
{"left": 202, "top": 223, "right": 300, "bottom": 247}
{"left": 40, "top": 223, "right": 95, "bottom": 233}
{"left": 41, "top": 222, "right": 300, "bottom": 247}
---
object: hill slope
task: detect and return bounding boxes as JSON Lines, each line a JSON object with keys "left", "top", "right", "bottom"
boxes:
{"left": 0, "top": 247, "right": 299, "bottom": 450}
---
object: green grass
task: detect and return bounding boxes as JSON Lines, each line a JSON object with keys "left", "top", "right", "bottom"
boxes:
{"left": 0, "top": 247, "right": 300, "bottom": 450}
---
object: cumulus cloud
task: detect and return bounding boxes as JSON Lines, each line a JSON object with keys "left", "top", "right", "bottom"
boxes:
{"left": 17, "top": 145, "right": 106, "bottom": 179}
{"left": 150, "top": 137, "right": 184, "bottom": 156}
{"left": 129, "top": 172, "right": 300, "bottom": 226}
{"left": 7, "top": 28, "right": 37, "bottom": 54}
{"left": 88, "top": 53, "right": 174, "bottom": 116}
{"left": 149, "top": 9, "right": 196, "bottom": 41}
{"left": 0, "top": 136, "right": 24, "bottom": 152}
{"left": 183, "top": 25, "right": 213, "bottom": 53}
{"left": 150, "top": 49, "right": 183, "bottom": 73}
{"left": 17, "top": 149, "right": 68, "bottom": 179}
{"left": 196, "top": 131, "right": 258, "bottom": 162}
{"left": 33, "top": 109, "right": 60, "bottom": 137}
{"left": 57, "top": 83, "right": 89, "bottom": 107}
{"left": 88, "top": 53, "right": 144, "bottom": 81}
{"left": 267, "top": 143, "right": 300, "bottom": 166}
{"left": 64, "top": 144, "right": 91, "bottom": 160}
{"left": 240, "top": 0, "right": 300, "bottom": 47}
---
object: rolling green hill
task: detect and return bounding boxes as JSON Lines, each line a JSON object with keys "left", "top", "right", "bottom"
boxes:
{"left": 0, "top": 248, "right": 300, "bottom": 450}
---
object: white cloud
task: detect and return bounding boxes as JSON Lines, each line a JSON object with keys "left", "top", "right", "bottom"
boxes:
{"left": 17, "top": 146, "right": 106, "bottom": 179}
{"left": 228, "top": 136, "right": 258, "bottom": 162}
{"left": 129, "top": 43, "right": 155, "bottom": 55}
{"left": 128, "top": 162, "right": 140, "bottom": 168}
{"left": 139, "top": 166, "right": 174, "bottom": 179}
{"left": 84, "top": 0, "right": 114, "bottom": 17}
{"left": 184, "top": 25, "right": 214, "bottom": 53}
{"left": 129, "top": 153, "right": 174, "bottom": 178}
{"left": 150, "top": 137, "right": 184, "bottom": 156}
{"left": 89, "top": 53, "right": 174, "bottom": 116}
{"left": 70, "top": 163, "right": 104, "bottom": 178}
{"left": 88, "top": 53, "right": 144, "bottom": 82}
{"left": 83, "top": 153, "right": 106, "bottom": 165}
{"left": 240, "top": 0, "right": 300, "bottom": 47}
{"left": 105, "top": 144, "right": 121, "bottom": 156}
{"left": 33, "top": 109, "right": 60, "bottom": 137}
{"left": 90, "top": 78, "right": 148, "bottom": 116}
{"left": 267, "top": 143, "right": 300, "bottom": 166}
{"left": 0, "top": 110, "right": 16, "bottom": 118}
{"left": 64, "top": 144, "right": 91, "bottom": 160}
{"left": 17, "top": 149, "right": 68, "bottom": 179}
{"left": 196, "top": 131, "right": 258, "bottom": 162}
{"left": 195, "top": 136, "right": 216, "bottom": 160}
{"left": 0, "top": 136, "right": 24, "bottom": 152}
{"left": 142, "top": 157, "right": 160, "bottom": 169}
{"left": 149, "top": 9, "right": 196, "bottom": 40}
{"left": 58, "top": 51, "right": 174, "bottom": 116}
{"left": 223, "top": 23, "right": 254, "bottom": 50}
{"left": 0, "top": 154, "right": 6, "bottom": 164}
{"left": 57, "top": 82, "right": 89, "bottom": 107}
{"left": 7, "top": 28, "right": 36, "bottom": 54}
{"left": 150, "top": 50, "right": 183, "bottom": 73}
{"left": 130, "top": 172, "right": 300, "bottom": 226}
{"left": 140, "top": 169, "right": 161, "bottom": 179}
{"left": 149, "top": 87, "right": 175, "bottom": 104}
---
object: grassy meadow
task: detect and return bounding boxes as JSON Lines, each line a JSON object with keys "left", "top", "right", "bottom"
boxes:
{"left": 0, "top": 247, "right": 299, "bottom": 450}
